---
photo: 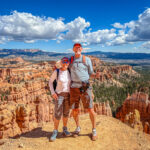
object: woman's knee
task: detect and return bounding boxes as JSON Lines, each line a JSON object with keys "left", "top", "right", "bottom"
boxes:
{"left": 55, "top": 112, "right": 62, "bottom": 120}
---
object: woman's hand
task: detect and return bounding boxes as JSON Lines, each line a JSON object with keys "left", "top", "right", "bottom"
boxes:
{"left": 52, "top": 93, "right": 58, "bottom": 100}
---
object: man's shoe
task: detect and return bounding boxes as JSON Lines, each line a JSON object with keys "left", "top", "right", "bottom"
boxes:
{"left": 91, "top": 128, "right": 97, "bottom": 141}
{"left": 73, "top": 126, "right": 81, "bottom": 137}
{"left": 49, "top": 130, "right": 58, "bottom": 142}
{"left": 62, "top": 127, "right": 71, "bottom": 137}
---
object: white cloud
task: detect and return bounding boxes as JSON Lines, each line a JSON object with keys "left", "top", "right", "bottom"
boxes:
{"left": 66, "top": 47, "right": 91, "bottom": 53}
{"left": 112, "top": 22, "right": 124, "bottom": 29}
{"left": 81, "top": 29, "right": 117, "bottom": 46}
{"left": 1, "top": 8, "right": 150, "bottom": 49}
{"left": 109, "top": 8, "right": 150, "bottom": 46}
{"left": 0, "top": 11, "right": 117, "bottom": 46}
{"left": 82, "top": 47, "right": 91, "bottom": 52}
{"left": 117, "top": 8, "right": 150, "bottom": 42}
{"left": 60, "top": 17, "right": 90, "bottom": 42}
{"left": 0, "top": 36, "right": 7, "bottom": 44}
{"left": 141, "top": 41, "right": 150, "bottom": 49}
{"left": 0, "top": 11, "right": 65, "bottom": 43}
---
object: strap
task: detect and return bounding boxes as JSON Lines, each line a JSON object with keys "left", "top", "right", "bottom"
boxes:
{"left": 70, "top": 55, "right": 86, "bottom": 64}
{"left": 68, "top": 68, "right": 70, "bottom": 74}
{"left": 82, "top": 55, "right": 86, "bottom": 64}
{"left": 70, "top": 56, "right": 74, "bottom": 64}
{"left": 56, "top": 69, "right": 59, "bottom": 80}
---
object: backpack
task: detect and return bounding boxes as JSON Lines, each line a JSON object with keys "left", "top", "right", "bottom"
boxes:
{"left": 70, "top": 55, "right": 88, "bottom": 70}
{"left": 53, "top": 68, "right": 70, "bottom": 91}
{"left": 53, "top": 69, "right": 59, "bottom": 91}
{"left": 70, "top": 55, "right": 86, "bottom": 64}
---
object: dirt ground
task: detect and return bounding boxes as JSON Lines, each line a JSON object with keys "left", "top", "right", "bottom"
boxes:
{"left": 1, "top": 114, "right": 150, "bottom": 150}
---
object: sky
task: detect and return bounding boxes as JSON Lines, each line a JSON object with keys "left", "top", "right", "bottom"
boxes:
{"left": 0, "top": 0, "right": 150, "bottom": 53}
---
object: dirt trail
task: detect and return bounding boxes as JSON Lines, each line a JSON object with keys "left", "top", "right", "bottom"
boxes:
{"left": 1, "top": 115, "right": 150, "bottom": 150}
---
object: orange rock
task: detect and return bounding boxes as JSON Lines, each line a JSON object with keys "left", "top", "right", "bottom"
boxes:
{"left": 116, "top": 92, "right": 150, "bottom": 134}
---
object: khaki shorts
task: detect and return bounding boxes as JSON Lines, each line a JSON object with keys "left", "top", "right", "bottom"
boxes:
{"left": 54, "top": 92, "right": 70, "bottom": 120}
{"left": 70, "top": 87, "right": 93, "bottom": 109}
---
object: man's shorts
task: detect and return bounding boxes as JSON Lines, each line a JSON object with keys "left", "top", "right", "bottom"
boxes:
{"left": 54, "top": 92, "right": 70, "bottom": 120}
{"left": 70, "top": 87, "right": 93, "bottom": 109}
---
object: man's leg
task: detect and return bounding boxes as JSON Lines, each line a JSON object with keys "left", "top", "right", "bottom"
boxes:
{"left": 88, "top": 108, "right": 96, "bottom": 129}
{"left": 70, "top": 88, "right": 81, "bottom": 136}
{"left": 81, "top": 88, "right": 97, "bottom": 141}
{"left": 72, "top": 108, "right": 81, "bottom": 137}
{"left": 72, "top": 108, "right": 80, "bottom": 127}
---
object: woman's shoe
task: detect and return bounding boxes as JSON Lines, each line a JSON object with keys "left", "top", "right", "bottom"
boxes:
{"left": 62, "top": 127, "right": 71, "bottom": 137}
{"left": 49, "top": 130, "right": 58, "bottom": 142}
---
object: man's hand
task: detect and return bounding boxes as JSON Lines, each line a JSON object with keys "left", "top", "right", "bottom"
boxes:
{"left": 90, "top": 72, "right": 100, "bottom": 78}
{"left": 90, "top": 73, "right": 96, "bottom": 78}
{"left": 52, "top": 93, "right": 58, "bottom": 100}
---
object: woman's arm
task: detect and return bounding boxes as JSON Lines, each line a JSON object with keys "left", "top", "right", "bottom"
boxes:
{"left": 49, "top": 70, "right": 58, "bottom": 100}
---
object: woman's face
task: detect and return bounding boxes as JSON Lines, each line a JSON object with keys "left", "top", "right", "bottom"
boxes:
{"left": 61, "top": 61, "right": 69, "bottom": 70}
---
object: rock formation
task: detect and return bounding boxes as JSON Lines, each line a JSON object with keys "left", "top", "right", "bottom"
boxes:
{"left": 0, "top": 56, "right": 138, "bottom": 139}
{"left": 116, "top": 92, "right": 150, "bottom": 134}
{"left": 0, "top": 80, "right": 54, "bottom": 139}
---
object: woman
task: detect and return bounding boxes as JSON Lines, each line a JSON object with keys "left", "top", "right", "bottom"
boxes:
{"left": 49, "top": 57, "right": 71, "bottom": 142}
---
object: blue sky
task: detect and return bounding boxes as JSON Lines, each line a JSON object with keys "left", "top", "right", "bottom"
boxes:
{"left": 0, "top": 0, "right": 150, "bottom": 53}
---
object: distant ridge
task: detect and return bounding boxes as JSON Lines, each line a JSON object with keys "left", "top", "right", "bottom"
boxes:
{"left": 1, "top": 49, "right": 150, "bottom": 60}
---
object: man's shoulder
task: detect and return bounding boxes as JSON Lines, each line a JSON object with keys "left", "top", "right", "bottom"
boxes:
{"left": 84, "top": 55, "right": 91, "bottom": 63}
{"left": 84, "top": 55, "right": 91, "bottom": 60}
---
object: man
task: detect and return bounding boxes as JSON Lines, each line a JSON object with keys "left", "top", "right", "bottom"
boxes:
{"left": 69, "top": 43, "right": 97, "bottom": 141}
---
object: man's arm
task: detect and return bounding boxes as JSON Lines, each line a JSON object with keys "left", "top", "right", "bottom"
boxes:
{"left": 87, "top": 58, "right": 100, "bottom": 78}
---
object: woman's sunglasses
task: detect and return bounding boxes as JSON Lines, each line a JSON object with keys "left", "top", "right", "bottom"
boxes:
{"left": 62, "top": 61, "right": 69, "bottom": 64}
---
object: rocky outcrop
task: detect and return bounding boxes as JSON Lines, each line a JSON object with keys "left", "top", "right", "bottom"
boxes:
{"left": 93, "top": 101, "right": 112, "bottom": 116}
{"left": 0, "top": 80, "right": 54, "bottom": 139}
{"left": 110, "top": 65, "right": 133, "bottom": 74}
{"left": 0, "top": 68, "right": 13, "bottom": 79}
{"left": 92, "top": 64, "right": 138, "bottom": 86}
{"left": 124, "top": 109, "right": 143, "bottom": 131}
{"left": 116, "top": 92, "right": 150, "bottom": 134}
{"left": 76, "top": 100, "right": 112, "bottom": 117}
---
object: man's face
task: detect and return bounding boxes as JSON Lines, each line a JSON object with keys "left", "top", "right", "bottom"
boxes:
{"left": 73, "top": 45, "right": 82, "bottom": 55}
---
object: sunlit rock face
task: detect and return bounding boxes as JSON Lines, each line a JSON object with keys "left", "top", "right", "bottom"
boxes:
{"left": 116, "top": 92, "right": 150, "bottom": 134}
{"left": 0, "top": 58, "right": 55, "bottom": 139}
{"left": 0, "top": 80, "right": 54, "bottom": 139}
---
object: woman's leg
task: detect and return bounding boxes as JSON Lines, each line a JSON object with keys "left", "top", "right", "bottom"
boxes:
{"left": 62, "top": 93, "right": 71, "bottom": 136}
{"left": 50, "top": 95, "right": 64, "bottom": 141}
{"left": 54, "top": 117, "right": 60, "bottom": 130}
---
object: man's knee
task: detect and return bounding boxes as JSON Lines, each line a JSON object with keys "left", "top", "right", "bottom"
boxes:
{"left": 72, "top": 109, "right": 79, "bottom": 116}
{"left": 88, "top": 108, "right": 95, "bottom": 114}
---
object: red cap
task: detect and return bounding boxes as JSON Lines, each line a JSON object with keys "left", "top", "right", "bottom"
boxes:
{"left": 61, "top": 57, "right": 69, "bottom": 63}
{"left": 73, "top": 43, "right": 82, "bottom": 48}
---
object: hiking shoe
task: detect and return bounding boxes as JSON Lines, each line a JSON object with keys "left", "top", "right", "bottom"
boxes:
{"left": 62, "top": 127, "right": 71, "bottom": 137}
{"left": 91, "top": 128, "right": 97, "bottom": 141}
{"left": 49, "top": 130, "right": 58, "bottom": 142}
{"left": 73, "top": 126, "right": 81, "bottom": 137}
